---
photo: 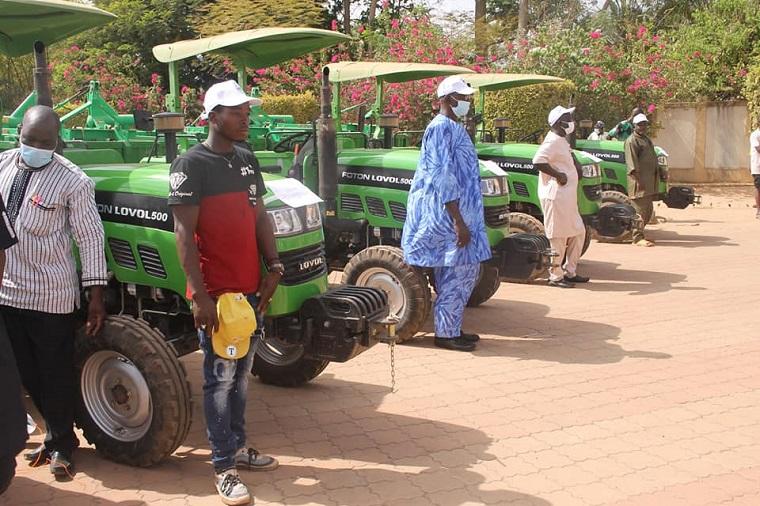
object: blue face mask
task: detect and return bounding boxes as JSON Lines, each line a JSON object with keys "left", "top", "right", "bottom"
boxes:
{"left": 19, "top": 142, "right": 55, "bottom": 168}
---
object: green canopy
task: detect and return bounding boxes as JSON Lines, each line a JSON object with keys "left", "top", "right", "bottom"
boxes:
{"left": 326, "top": 61, "right": 475, "bottom": 84}
{"left": 152, "top": 28, "right": 351, "bottom": 69}
{"left": 456, "top": 73, "right": 565, "bottom": 91}
{"left": 0, "top": 0, "right": 116, "bottom": 57}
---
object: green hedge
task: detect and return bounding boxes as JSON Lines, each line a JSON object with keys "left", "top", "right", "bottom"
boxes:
{"left": 262, "top": 91, "right": 319, "bottom": 124}
{"left": 482, "top": 82, "right": 577, "bottom": 141}
{"left": 743, "top": 59, "right": 760, "bottom": 127}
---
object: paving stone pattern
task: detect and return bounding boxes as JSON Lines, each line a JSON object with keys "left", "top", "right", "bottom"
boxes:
{"left": 2, "top": 188, "right": 759, "bottom": 505}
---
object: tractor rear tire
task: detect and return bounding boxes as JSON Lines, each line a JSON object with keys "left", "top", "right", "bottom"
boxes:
{"left": 252, "top": 354, "right": 329, "bottom": 387}
{"left": 341, "top": 245, "right": 430, "bottom": 343}
{"left": 75, "top": 316, "right": 192, "bottom": 467}
{"left": 466, "top": 263, "right": 501, "bottom": 307}
{"left": 509, "top": 212, "right": 546, "bottom": 235}
{"left": 595, "top": 190, "right": 634, "bottom": 243}
{"left": 580, "top": 225, "right": 592, "bottom": 257}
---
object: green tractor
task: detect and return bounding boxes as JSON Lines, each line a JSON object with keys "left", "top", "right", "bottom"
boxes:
{"left": 456, "top": 73, "right": 639, "bottom": 256}
{"left": 574, "top": 137, "right": 700, "bottom": 241}
{"left": 3, "top": 2, "right": 396, "bottom": 468}
{"left": 148, "top": 46, "right": 553, "bottom": 342}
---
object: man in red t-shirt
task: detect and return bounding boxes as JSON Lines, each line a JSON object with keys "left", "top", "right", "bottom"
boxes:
{"left": 169, "top": 80, "right": 283, "bottom": 506}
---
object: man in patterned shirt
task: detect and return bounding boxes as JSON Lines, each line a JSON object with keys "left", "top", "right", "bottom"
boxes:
{"left": 402, "top": 76, "right": 490, "bottom": 352}
{"left": 0, "top": 106, "right": 107, "bottom": 479}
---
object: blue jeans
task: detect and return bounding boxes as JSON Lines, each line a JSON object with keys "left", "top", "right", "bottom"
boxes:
{"left": 198, "top": 294, "right": 262, "bottom": 473}
{"left": 433, "top": 264, "right": 480, "bottom": 338}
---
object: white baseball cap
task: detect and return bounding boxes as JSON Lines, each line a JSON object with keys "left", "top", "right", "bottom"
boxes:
{"left": 202, "top": 80, "right": 262, "bottom": 119}
{"left": 548, "top": 105, "right": 576, "bottom": 126}
{"left": 632, "top": 113, "right": 649, "bottom": 124}
{"left": 437, "top": 76, "right": 476, "bottom": 98}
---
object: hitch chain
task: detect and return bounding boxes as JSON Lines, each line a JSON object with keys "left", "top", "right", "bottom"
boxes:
{"left": 389, "top": 339, "right": 396, "bottom": 393}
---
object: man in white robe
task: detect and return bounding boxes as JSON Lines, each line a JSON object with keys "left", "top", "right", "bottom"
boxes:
{"left": 532, "top": 106, "right": 590, "bottom": 288}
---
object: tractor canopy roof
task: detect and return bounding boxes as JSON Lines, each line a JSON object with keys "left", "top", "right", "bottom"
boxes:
{"left": 0, "top": 0, "right": 116, "bottom": 57}
{"left": 326, "top": 61, "right": 474, "bottom": 84}
{"left": 152, "top": 27, "right": 351, "bottom": 69}
{"left": 456, "top": 73, "right": 565, "bottom": 92}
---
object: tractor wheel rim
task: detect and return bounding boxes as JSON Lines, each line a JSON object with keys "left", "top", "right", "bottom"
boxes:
{"left": 254, "top": 336, "right": 305, "bottom": 367}
{"left": 355, "top": 267, "right": 407, "bottom": 319}
{"left": 81, "top": 350, "right": 153, "bottom": 442}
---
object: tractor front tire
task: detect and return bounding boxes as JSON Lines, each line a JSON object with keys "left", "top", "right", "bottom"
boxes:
{"left": 466, "top": 263, "right": 501, "bottom": 307}
{"left": 75, "top": 316, "right": 192, "bottom": 467}
{"left": 509, "top": 212, "right": 546, "bottom": 235}
{"left": 341, "top": 245, "right": 430, "bottom": 343}
{"left": 595, "top": 190, "right": 634, "bottom": 243}
{"left": 252, "top": 354, "right": 329, "bottom": 388}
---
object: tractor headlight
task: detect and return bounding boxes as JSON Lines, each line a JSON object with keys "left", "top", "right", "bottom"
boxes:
{"left": 481, "top": 176, "right": 508, "bottom": 196}
{"left": 304, "top": 203, "right": 322, "bottom": 230}
{"left": 267, "top": 207, "right": 303, "bottom": 236}
{"left": 581, "top": 164, "right": 601, "bottom": 178}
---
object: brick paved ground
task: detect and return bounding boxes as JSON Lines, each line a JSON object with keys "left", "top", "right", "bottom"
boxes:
{"left": 2, "top": 186, "right": 759, "bottom": 506}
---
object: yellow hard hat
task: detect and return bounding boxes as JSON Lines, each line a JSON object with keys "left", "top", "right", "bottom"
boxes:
{"left": 213, "top": 293, "right": 257, "bottom": 359}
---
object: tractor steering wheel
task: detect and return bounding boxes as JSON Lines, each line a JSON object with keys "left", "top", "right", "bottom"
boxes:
{"left": 271, "top": 131, "right": 313, "bottom": 153}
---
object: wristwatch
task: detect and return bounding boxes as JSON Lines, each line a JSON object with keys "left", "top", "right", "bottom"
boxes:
{"left": 267, "top": 260, "right": 285, "bottom": 275}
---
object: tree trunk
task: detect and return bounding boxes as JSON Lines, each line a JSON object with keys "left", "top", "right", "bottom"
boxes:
{"left": 518, "top": 0, "right": 528, "bottom": 33}
{"left": 343, "top": 0, "right": 351, "bottom": 34}
{"left": 368, "top": 0, "right": 378, "bottom": 23}
{"left": 474, "top": 0, "right": 487, "bottom": 52}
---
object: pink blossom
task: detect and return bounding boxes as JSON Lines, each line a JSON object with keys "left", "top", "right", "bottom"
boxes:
{"left": 693, "top": 50, "right": 701, "bottom": 58}
{"left": 382, "top": 0, "right": 389, "bottom": 8}
{"left": 647, "top": 104, "right": 656, "bottom": 113}
{"left": 330, "top": 54, "right": 340, "bottom": 63}
{"left": 69, "top": 44, "right": 80, "bottom": 51}
{"left": 637, "top": 25, "right": 647, "bottom": 39}
{"left": 652, "top": 35, "right": 660, "bottom": 43}
{"left": 117, "top": 99, "right": 127, "bottom": 111}
{"left": 255, "top": 68, "right": 267, "bottom": 76}
{"left": 589, "top": 79, "right": 600, "bottom": 91}
{"left": 589, "top": 30, "right": 602, "bottom": 40}
{"left": 391, "top": 19, "right": 400, "bottom": 29}
{"left": 151, "top": 73, "right": 160, "bottom": 85}
{"left": 357, "top": 25, "right": 365, "bottom": 34}
{"left": 581, "top": 47, "right": 590, "bottom": 56}
{"left": 331, "top": 19, "right": 338, "bottom": 31}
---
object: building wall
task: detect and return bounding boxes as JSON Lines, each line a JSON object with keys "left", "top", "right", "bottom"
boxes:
{"left": 652, "top": 101, "right": 752, "bottom": 184}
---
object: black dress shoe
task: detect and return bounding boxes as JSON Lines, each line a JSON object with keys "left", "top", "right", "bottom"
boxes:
{"left": 49, "top": 451, "right": 75, "bottom": 479}
{"left": 25, "top": 444, "right": 50, "bottom": 467}
{"left": 548, "top": 279, "right": 575, "bottom": 288}
{"left": 460, "top": 332, "right": 480, "bottom": 342}
{"left": 434, "top": 336, "right": 476, "bottom": 351}
{"left": 564, "top": 274, "right": 590, "bottom": 283}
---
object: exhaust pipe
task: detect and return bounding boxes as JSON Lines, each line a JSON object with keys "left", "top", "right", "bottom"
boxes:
{"left": 317, "top": 67, "right": 338, "bottom": 216}
{"left": 152, "top": 112, "right": 185, "bottom": 163}
{"left": 33, "top": 41, "right": 53, "bottom": 107}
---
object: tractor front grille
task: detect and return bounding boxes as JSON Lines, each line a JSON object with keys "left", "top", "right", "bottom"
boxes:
{"left": 137, "top": 245, "right": 167, "bottom": 279}
{"left": 340, "top": 193, "right": 363, "bottom": 213}
{"left": 484, "top": 205, "right": 510, "bottom": 228}
{"left": 388, "top": 201, "right": 407, "bottom": 222}
{"left": 108, "top": 238, "right": 137, "bottom": 270}
{"left": 280, "top": 244, "right": 328, "bottom": 286}
{"left": 366, "top": 196, "right": 387, "bottom": 218}
{"left": 512, "top": 181, "right": 530, "bottom": 198}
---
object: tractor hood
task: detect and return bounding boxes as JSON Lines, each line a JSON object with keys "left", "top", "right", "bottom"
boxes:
{"left": 82, "top": 163, "right": 291, "bottom": 208}
{"left": 0, "top": 0, "right": 116, "bottom": 57}
{"left": 575, "top": 139, "right": 668, "bottom": 165}
{"left": 476, "top": 142, "right": 599, "bottom": 175}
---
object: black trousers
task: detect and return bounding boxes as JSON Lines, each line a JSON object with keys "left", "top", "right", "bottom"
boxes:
{"left": 0, "top": 306, "right": 78, "bottom": 455}
{"left": 0, "top": 314, "right": 27, "bottom": 495}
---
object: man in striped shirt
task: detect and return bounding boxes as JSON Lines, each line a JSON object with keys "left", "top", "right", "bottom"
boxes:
{"left": 0, "top": 106, "right": 107, "bottom": 479}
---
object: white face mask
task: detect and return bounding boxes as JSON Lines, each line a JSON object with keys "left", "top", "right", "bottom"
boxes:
{"left": 451, "top": 99, "right": 471, "bottom": 118}
{"left": 564, "top": 121, "right": 575, "bottom": 135}
{"left": 20, "top": 142, "right": 55, "bottom": 168}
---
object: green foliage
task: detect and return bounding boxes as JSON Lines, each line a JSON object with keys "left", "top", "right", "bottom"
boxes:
{"left": 743, "top": 60, "right": 760, "bottom": 127}
{"left": 262, "top": 92, "right": 319, "bottom": 124}
{"left": 193, "top": 0, "right": 327, "bottom": 37}
{"left": 661, "top": 0, "right": 760, "bottom": 100}
{"left": 0, "top": 54, "right": 32, "bottom": 114}
{"left": 483, "top": 82, "right": 577, "bottom": 141}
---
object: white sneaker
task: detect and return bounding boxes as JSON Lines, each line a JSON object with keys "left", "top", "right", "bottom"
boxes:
{"left": 215, "top": 469, "right": 251, "bottom": 505}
